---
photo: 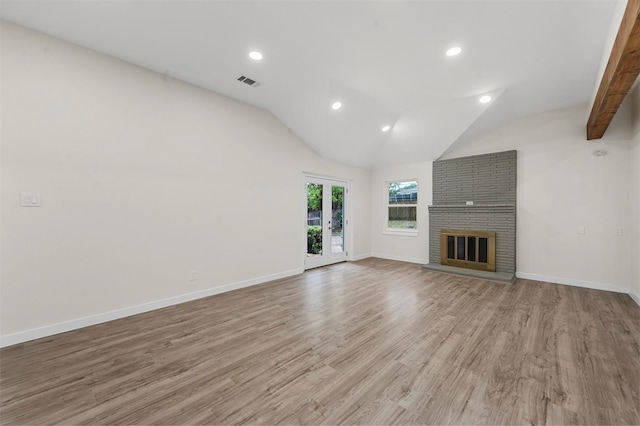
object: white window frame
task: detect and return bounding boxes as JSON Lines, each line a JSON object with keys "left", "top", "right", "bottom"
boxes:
{"left": 383, "top": 179, "right": 419, "bottom": 237}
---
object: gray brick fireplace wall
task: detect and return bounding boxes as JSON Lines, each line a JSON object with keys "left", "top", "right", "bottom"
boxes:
{"left": 428, "top": 150, "right": 517, "bottom": 274}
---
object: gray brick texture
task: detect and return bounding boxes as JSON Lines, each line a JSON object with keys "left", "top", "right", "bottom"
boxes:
{"left": 429, "top": 151, "right": 517, "bottom": 273}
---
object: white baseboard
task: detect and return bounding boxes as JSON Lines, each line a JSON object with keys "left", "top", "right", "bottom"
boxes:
{"left": 371, "top": 253, "right": 428, "bottom": 265}
{"left": 5, "top": 266, "right": 636, "bottom": 348}
{"left": 515, "top": 272, "right": 631, "bottom": 295}
{"left": 350, "top": 253, "right": 372, "bottom": 261}
{"left": 0, "top": 268, "right": 303, "bottom": 348}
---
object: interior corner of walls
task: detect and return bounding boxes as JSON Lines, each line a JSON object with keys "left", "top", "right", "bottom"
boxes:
{"left": 629, "top": 291, "right": 640, "bottom": 307}
{"left": 631, "top": 79, "right": 640, "bottom": 137}
{"left": 515, "top": 272, "right": 631, "bottom": 295}
{"left": 350, "top": 253, "right": 372, "bottom": 261}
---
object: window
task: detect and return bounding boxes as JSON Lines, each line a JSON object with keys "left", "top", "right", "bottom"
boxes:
{"left": 387, "top": 180, "right": 418, "bottom": 230}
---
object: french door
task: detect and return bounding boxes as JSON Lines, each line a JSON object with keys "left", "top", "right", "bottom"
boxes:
{"left": 305, "top": 177, "right": 348, "bottom": 269}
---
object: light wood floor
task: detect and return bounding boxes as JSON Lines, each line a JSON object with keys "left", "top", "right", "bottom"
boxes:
{"left": 1, "top": 258, "right": 639, "bottom": 425}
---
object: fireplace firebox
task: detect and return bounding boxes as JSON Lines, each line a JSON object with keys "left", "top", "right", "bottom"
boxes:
{"left": 440, "top": 229, "right": 496, "bottom": 272}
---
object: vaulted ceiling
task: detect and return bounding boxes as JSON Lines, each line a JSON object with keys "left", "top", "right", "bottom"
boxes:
{"left": 0, "top": 0, "right": 619, "bottom": 168}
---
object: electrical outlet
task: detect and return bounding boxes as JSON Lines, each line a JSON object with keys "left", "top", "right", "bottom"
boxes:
{"left": 190, "top": 270, "right": 197, "bottom": 281}
{"left": 615, "top": 227, "right": 623, "bottom": 237}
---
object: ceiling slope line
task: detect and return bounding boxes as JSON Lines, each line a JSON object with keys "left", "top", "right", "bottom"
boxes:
{"left": 587, "top": 0, "right": 640, "bottom": 140}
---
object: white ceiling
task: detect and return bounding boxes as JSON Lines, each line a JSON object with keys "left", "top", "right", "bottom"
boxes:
{"left": 0, "top": 0, "right": 617, "bottom": 168}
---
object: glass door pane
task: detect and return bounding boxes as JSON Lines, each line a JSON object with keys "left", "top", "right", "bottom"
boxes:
{"left": 331, "top": 185, "right": 344, "bottom": 254}
{"left": 457, "top": 236, "right": 466, "bottom": 260}
{"left": 307, "top": 183, "right": 323, "bottom": 258}
{"left": 305, "top": 176, "right": 348, "bottom": 270}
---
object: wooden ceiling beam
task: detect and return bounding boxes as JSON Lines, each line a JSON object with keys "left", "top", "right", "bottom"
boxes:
{"left": 587, "top": 0, "right": 640, "bottom": 140}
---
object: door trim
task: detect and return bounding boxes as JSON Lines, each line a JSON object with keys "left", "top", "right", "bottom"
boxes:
{"left": 303, "top": 175, "right": 350, "bottom": 270}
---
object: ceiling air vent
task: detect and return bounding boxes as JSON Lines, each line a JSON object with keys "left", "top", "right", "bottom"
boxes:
{"left": 237, "top": 75, "right": 259, "bottom": 87}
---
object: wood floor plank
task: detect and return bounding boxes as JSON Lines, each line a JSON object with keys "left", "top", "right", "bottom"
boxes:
{"left": 1, "top": 258, "right": 638, "bottom": 425}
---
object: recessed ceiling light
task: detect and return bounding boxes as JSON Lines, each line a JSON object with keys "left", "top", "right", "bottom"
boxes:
{"left": 249, "top": 51, "right": 263, "bottom": 61}
{"left": 446, "top": 47, "right": 462, "bottom": 56}
{"left": 382, "top": 125, "right": 391, "bottom": 132}
{"left": 331, "top": 101, "right": 342, "bottom": 110}
{"left": 479, "top": 95, "right": 492, "bottom": 104}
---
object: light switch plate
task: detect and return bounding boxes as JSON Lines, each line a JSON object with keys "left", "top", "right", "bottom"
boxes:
{"left": 20, "top": 192, "right": 41, "bottom": 207}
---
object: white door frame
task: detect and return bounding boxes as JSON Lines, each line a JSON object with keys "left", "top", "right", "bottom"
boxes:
{"left": 304, "top": 175, "right": 349, "bottom": 270}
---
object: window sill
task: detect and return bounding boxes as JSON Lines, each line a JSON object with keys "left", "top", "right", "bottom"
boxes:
{"left": 382, "top": 229, "right": 419, "bottom": 237}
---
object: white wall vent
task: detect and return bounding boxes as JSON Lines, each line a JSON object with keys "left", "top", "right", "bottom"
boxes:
{"left": 237, "top": 75, "right": 259, "bottom": 87}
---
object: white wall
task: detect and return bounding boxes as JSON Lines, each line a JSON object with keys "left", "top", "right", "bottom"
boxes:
{"left": 0, "top": 22, "right": 371, "bottom": 340}
{"left": 370, "top": 161, "right": 432, "bottom": 264}
{"left": 629, "top": 82, "right": 640, "bottom": 301}
{"left": 441, "top": 102, "right": 634, "bottom": 294}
